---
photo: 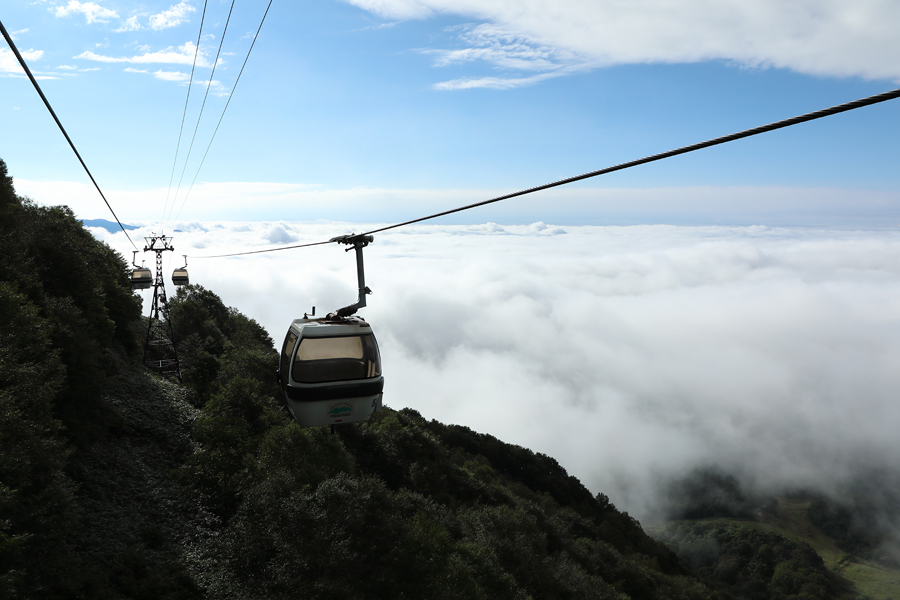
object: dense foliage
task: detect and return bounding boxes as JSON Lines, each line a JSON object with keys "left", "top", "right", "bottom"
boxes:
{"left": 664, "top": 466, "right": 900, "bottom": 570}
{"left": 0, "top": 158, "right": 149, "bottom": 597}
{"left": 1, "top": 159, "right": 204, "bottom": 599}
{"left": 0, "top": 280, "right": 76, "bottom": 596}
{"left": 0, "top": 159, "right": 142, "bottom": 445}
{"left": 165, "top": 284, "right": 720, "bottom": 598}
{"left": 659, "top": 523, "right": 852, "bottom": 600}
{"left": 186, "top": 406, "right": 726, "bottom": 599}
{"left": 807, "top": 479, "right": 900, "bottom": 566}
{"left": 662, "top": 469, "right": 775, "bottom": 522}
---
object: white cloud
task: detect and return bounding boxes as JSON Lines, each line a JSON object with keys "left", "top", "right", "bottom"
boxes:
{"left": 149, "top": 1, "right": 196, "bottom": 30}
{"left": 0, "top": 48, "right": 43, "bottom": 75}
{"left": 344, "top": 0, "right": 900, "bottom": 82}
{"left": 191, "top": 78, "right": 228, "bottom": 95}
{"left": 75, "top": 41, "right": 211, "bottom": 67}
{"left": 57, "top": 64, "right": 78, "bottom": 70}
{"left": 115, "top": 15, "right": 142, "bottom": 32}
{"left": 348, "top": 0, "right": 434, "bottom": 19}
{"left": 120, "top": 66, "right": 221, "bottom": 86}
{"left": 54, "top": 1, "right": 118, "bottom": 24}
{"left": 425, "top": 23, "right": 589, "bottom": 89}
{"left": 264, "top": 224, "right": 298, "bottom": 244}
{"left": 153, "top": 69, "right": 190, "bottom": 82}
{"left": 430, "top": 23, "right": 577, "bottom": 71}
{"left": 83, "top": 220, "right": 900, "bottom": 519}
{"left": 434, "top": 71, "right": 566, "bottom": 90}
{"left": 360, "top": 21, "right": 399, "bottom": 31}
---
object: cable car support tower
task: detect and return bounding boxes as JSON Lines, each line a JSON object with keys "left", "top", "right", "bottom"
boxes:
{"left": 142, "top": 234, "right": 182, "bottom": 381}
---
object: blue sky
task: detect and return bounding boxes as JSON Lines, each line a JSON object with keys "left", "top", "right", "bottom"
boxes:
{"left": 3, "top": 0, "right": 900, "bottom": 226}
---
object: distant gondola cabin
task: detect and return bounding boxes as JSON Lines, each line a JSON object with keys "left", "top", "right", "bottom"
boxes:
{"left": 131, "top": 267, "right": 152, "bottom": 289}
{"left": 172, "top": 267, "right": 189, "bottom": 286}
{"left": 277, "top": 316, "right": 383, "bottom": 427}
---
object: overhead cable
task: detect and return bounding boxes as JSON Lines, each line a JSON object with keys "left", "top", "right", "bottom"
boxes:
{"left": 192, "top": 85, "right": 900, "bottom": 259}
{"left": 171, "top": 0, "right": 275, "bottom": 226}
{"left": 165, "top": 0, "right": 237, "bottom": 228}
{"left": 195, "top": 239, "right": 333, "bottom": 259}
{"left": 162, "top": 0, "right": 209, "bottom": 231}
{"left": 1, "top": 19, "right": 138, "bottom": 250}
{"left": 360, "top": 86, "right": 900, "bottom": 237}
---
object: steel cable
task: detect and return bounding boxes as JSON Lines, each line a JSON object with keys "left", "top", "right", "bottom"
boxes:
{"left": 161, "top": 0, "right": 208, "bottom": 232}
{"left": 191, "top": 86, "right": 900, "bottom": 259}
{"left": 1, "top": 19, "right": 138, "bottom": 250}
{"left": 171, "top": 0, "right": 275, "bottom": 226}
{"left": 360, "top": 86, "right": 900, "bottom": 237}
{"left": 165, "top": 0, "right": 237, "bottom": 228}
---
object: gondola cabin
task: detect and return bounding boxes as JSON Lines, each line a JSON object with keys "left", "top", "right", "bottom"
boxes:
{"left": 172, "top": 267, "right": 189, "bottom": 286}
{"left": 278, "top": 316, "right": 383, "bottom": 427}
{"left": 131, "top": 267, "right": 152, "bottom": 289}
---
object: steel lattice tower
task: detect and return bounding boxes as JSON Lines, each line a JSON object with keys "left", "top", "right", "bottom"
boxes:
{"left": 142, "top": 235, "right": 181, "bottom": 380}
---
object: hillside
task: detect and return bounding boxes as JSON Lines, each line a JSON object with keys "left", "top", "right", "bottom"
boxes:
{"left": 652, "top": 470, "right": 900, "bottom": 600}
{"left": 0, "top": 157, "right": 733, "bottom": 598}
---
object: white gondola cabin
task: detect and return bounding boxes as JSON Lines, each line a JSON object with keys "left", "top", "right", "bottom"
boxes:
{"left": 278, "top": 316, "right": 383, "bottom": 427}
{"left": 172, "top": 255, "right": 189, "bottom": 286}
{"left": 131, "top": 267, "right": 152, "bottom": 289}
{"left": 172, "top": 267, "right": 189, "bottom": 286}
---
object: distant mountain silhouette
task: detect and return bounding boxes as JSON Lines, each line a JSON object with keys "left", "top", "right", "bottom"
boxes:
{"left": 81, "top": 217, "right": 139, "bottom": 233}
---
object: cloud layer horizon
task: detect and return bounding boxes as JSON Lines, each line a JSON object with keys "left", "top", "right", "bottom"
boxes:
{"left": 90, "top": 219, "right": 900, "bottom": 521}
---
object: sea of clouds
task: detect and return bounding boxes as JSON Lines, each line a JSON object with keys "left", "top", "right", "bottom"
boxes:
{"left": 91, "top": 220, "right": 900, "bottom": 520}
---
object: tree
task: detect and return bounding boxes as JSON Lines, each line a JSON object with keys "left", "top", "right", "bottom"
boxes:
{"left": 0, "top": 282, "right": 77, "bottom": 597}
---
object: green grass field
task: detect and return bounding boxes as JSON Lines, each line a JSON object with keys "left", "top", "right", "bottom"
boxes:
{"left": 652, "top": 497, "right": 900, "bottom": 599}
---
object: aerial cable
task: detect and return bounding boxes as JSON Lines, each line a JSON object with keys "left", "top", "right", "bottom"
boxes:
{"left": 191, "top": 85, "right": 900, "bottom": 259}
{"left": 161, "top": 0, "right": 209, "bottom": 232}
{"left": 165, "top": 0, "right": 237, "bottom": 227}
{"left": 194, "top": 239, "right": 332, "bottom": 259}
{"left": 359, "top": 86, "right": 900, "bottom": 237}
{"left": 165, "top": 0, "right": 235, "bottom": 225}
{"left": 170, "top": 0, "right": 275, "bottom": 226}
{"left": 1, "top": 19, "right": 138, "bottom": 251}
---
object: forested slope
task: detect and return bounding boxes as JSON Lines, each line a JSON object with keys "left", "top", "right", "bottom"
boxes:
{"left": 0, "top": 157, "right": 162, "bottom": 597}
{"left": 1, "top": 156, "right": 731, "bottom": 599}
{"left": 655, "top": 469, "right": 900, "bottom": 600}
{"left": 167, "top": 283, "right": 720, "bottom": 599}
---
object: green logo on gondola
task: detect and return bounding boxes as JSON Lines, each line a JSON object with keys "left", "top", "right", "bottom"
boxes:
{"left": 328, "top": 403, "right": 353, "bottom": 417}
